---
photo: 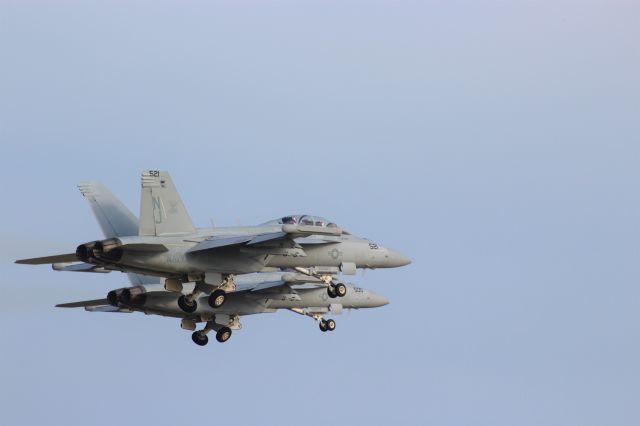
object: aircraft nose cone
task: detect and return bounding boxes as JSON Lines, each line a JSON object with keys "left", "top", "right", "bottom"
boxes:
{"left": 386, "top": 249, "right": 412, "bottom": 268}
{"left": 368, "top": 292, "right": 390, "bottom": 307}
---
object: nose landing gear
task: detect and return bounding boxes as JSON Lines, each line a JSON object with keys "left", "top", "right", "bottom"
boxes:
{"left": 294, "top": 267, "right": 348, "bottom": 299}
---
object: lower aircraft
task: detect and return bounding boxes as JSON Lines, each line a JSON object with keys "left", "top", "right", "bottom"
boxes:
{"left": 43, "top": 180, "right": 390, "bottom": 346}
{"left": 59, "top": 272, "right": 388, "bottom": 346}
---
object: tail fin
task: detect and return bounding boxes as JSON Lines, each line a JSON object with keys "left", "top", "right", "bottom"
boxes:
{"left": 78, "top": 182, "right": 138, "bottom": 238}
{"left": 78, "top": 181, "right": 157, "bottom": 286}
{"left": 139, "top": 170, "right": 195, "bottom": 236}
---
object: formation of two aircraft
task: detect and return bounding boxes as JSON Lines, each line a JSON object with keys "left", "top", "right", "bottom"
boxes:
{"left": 17, "top": 171, "right": 411, "bottom": 346}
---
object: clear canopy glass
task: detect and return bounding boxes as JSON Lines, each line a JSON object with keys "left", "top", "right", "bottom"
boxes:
{"left": 262, "top": 214, "right": 339, "bottom": 228}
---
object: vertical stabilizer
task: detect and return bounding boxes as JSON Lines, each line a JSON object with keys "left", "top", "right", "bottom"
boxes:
{"left": 78, "top": 181, "right": 157, "bottom": 285}
{"left": 139, "top": 171, "right": 195, "bottom": 236}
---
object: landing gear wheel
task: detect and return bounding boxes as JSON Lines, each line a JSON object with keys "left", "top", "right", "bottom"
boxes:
{"left": 327, "top": 285, "right": 337, "bottom": 298}
{"left": 319, "top": 319, "right": 328, "bottom": 332}
{"left": 326, "top": 319, "right": 336, "bottom": 331}
{"left": 178, "top": 295, "right": 197, "bottom": 313}
{"left": 335, "top": 283, "right": 347, "bottom": 297}
{"left": 191, "top": 331, "right": 208, "bottom": 346}
{"left": 208, "top": 289, "right": 226, "bottom": 309}
{"left": 216, "top": 326, "right": 232, "bottom": 343}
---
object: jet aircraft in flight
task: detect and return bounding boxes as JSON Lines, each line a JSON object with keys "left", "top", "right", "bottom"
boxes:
{"left": 17, "top": 182, "right": 396, "bottom": 346}
{"left": 17, "top": 171, "right": 410, "bottom": 316}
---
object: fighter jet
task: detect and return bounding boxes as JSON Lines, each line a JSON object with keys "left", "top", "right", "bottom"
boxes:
{"left": 17, "top": 178, "right": 392, "bottom": 346}
{"left": 58, "top": 273, "right": 389, "bottom": 346}
{"left": 17, "top": 171, "right": 410, "bottom": 316}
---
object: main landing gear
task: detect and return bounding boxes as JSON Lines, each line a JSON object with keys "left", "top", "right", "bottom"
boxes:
{"left": 208, "top": 289, "right": 226, "bottom": 309}
{"left": 177, "top": 275, "right": 235, "bottom": 313}
{"left": 190, "top": 322, "right": 233, "bottom": 346}
{"left": 215, "top": 327, "right": 232, "bottom": 343}
{"left": 327, "top": 283, "right": 347, "bottom": 299}
{"left": 191, "top": 330, "right": 209, "bottom": 346}
{"left": 178, "top": 294, "right": 197, "bottom": 313}
{"left": 178, "top": 288, "right": 227, "bottom": 313}
{"left": 319, "top": 318, "right": 336, "bottom": 332}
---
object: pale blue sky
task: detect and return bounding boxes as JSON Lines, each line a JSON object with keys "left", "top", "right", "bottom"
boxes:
{"left": 1, "top": 1, "right": 639, "bottom": 425}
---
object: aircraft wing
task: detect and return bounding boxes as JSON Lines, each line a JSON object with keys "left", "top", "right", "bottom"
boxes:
{"left": 235, "top": 272, "right": 325, "bottom": 292}
{"left": 188, "top": 235, "right": 255, "bottom": 252}
{"left": 187, "top": 227, "right": 340, "bottom": 255}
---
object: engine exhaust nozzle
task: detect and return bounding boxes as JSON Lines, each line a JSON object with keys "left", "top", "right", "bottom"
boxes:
{"left": 107, "top": 286, "right": 147, "bottom": 308}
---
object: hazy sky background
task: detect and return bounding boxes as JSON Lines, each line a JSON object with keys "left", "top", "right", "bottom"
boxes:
{"left": 1, "top": 1, "right": 639, "bottom": 425}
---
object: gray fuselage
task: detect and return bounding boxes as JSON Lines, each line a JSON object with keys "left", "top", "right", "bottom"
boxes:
{"left": 130, "top": 282, "right": 388, "bottom": 319}
{"left": 95, "top": 224, "right": 410, "bottom": 280}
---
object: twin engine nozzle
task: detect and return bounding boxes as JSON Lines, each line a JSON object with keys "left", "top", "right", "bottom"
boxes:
{"left": 107, "top": 286, "right": 147, "bottom": 308}
{"left": 76, "top": 238, "right": 123, "bottom": 263}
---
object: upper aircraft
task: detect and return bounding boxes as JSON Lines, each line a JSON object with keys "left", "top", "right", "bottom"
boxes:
{"left": 17, "top": 171, "right": 411, "bottom": 315}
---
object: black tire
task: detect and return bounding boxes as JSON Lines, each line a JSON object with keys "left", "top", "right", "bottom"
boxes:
{"left": 327, "top": 285, "right": 337, "bottom": 298}
{"left": 178, "top": 295, "right": 197, "bottom": 313}
{"left": 191, "top": 331, "right": 208, "bottom": 346}
{"left": 335, "top": 283, "right": 347, "bottom": 297}
{"left": 216, "top": 326, "right": 232, "bottom": 343}
{"left": 319, "top": 320, "right": 328, "bottom": 332}
{"left": 326, "top": 319, "right": 336, "bottom": 331}
{"left": 208, "top": 289, "right": 226, "bottom": 308}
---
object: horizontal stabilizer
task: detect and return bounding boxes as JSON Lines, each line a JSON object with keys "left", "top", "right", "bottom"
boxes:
{"left": 56, "top": 298, "right": 109, "bottom": 308}
{"left": 16, "top": 253, "right": 78, "bottom": 265}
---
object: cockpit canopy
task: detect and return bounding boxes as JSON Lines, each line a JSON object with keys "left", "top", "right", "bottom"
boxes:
{"left": 262, "top": 214, "right": 340, "bottom": 228}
